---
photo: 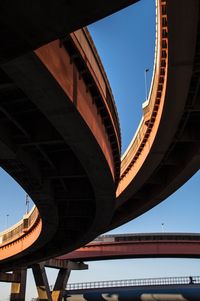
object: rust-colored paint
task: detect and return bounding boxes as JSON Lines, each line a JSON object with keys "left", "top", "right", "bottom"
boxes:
{"left": 35, "top": 35, "right": 116, "bottom": 180}
{"left": 59, "top": 240, "right": 200, "bottom": 261}
{"left": 71, "top": 29, "right": 120, "bottom": 150}
{"left": 0, "top": 27, "right": 120, "bottom": 262}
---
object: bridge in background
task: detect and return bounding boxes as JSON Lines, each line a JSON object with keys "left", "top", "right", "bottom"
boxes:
{"left": 65, "top": 276, "right": 200, "bottom": 301}
{"left": 1, "top": 233, "right": 200, "bottom": 300}
{"left": 59, "top": 233, "right": 200, "bottom": 261}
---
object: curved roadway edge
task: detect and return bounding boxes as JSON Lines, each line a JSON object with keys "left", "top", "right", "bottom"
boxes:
{"left": 0, "top": 31, "right": 120, "bottom": 269}
{"left": 0, "top": 207, "right": 42, "bottom": 260}
{"left": 110, "top": 0, "right": 200, "bottom": 229}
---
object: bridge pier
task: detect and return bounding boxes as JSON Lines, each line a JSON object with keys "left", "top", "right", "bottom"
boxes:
{"left": 32, "top": 260, "right": 88, "bottom": 301}
{"left": 51, "top": 269, "right": 71, "bottom": 301}
{"left": 0, "top": 269, "right": 27, "bottom": 301}
{"left": 32, "top": 263, "right": 52, "bottom": 301}
{"left": 0, "top": 260, "right": 87, "bottom": 300}
{"left": 10, "top": 269, "right": 27, "bottom": 301}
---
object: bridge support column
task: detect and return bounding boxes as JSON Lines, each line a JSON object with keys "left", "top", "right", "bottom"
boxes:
{"left": 32, "top": 263, "right": 52, "bottom": 301}
{"left": 10, "top": 269, "right": 27, "bottom": 301}
{"left": 52, "top": 269, "right": 71, "bottom": 301}
{"left": 32, "top": 260, "right": 88, "bottom": 301}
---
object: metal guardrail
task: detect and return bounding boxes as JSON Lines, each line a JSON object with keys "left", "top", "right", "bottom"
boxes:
{"left": 120, "top": 0, "right": 168, "bottom": 179}
{"left": 93, "top": 233, "right": 200, "bottom": 243}
{"left": 67, "top": 276, "right": 200, "bottom": 291}
{"left": 0, "top": 206, "right": 39, "bottom": 246}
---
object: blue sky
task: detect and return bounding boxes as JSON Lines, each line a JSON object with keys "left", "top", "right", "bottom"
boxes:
{"left": 89, "top": 0, "right": 156, "bottom": 153}
{"left": 1, "top": 0, "right": 200, "bottom": 299}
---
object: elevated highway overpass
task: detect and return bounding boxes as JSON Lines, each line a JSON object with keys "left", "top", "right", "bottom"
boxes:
{"left": 2, "top": 232, "right": 200, "bottom": 300}
{"left": 0, "top": 0, "right": 200, "bottom": 271}
{"left": 60, "top": 232, "right": 200, "bottom": 261}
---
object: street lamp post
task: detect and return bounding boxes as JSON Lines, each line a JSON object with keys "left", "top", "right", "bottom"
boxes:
{"left": 6, "top": 214, "right": 9, "bottom": 229}
{"left": 144, "top": 68, "right": 149, "bottom": 100}
{"left": 26, "top": 194, "right": 30, "bottom": 214}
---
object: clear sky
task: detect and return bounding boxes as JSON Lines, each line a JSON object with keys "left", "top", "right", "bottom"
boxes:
{"left": 1, "top": 0, "right": 200, "bottom": 300}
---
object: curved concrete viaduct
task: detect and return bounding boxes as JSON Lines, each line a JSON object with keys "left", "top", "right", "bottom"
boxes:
{"left": 110, "top": 0, "right": 200, "bottom": 229}
{"left": 0, "top": 28, "right": 121, "bottom": 269}
{"left": 59, "top": 233, "right": 200, "bottom": 261}
{"left": 0, "top": 0, "right": 200, "bottom": 270}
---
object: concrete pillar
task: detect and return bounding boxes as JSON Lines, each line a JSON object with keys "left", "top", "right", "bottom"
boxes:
{"left": 32, "top": 260, "right": 87, "bottom": 301}
{"left": 10, "top": 269, "right": 27, "bottom": 301}
{"left": 32, "top": 263, "right": 52, "bottom": 301}
{"left": 52, "top": 269, "right": 71, "bottom": 301}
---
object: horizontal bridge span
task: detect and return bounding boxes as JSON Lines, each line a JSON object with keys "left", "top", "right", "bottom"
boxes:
{"left": 66, "top": 275, "right": 200, "bottom": 291}
{"left": 58, "top": 233, "right": 200, "bottom": 261}
{"left": 66, "top": 279, "right": 200, "bottom": 301}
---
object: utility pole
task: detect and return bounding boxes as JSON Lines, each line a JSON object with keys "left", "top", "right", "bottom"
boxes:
{"left": 6, "top": 214, "right": 9, "bottom": 229}
{"left": 144, "top": 68, "right": 149, "bottom": 100}
{"left": 25, "top": 194, "right": 30, "bottom": 214}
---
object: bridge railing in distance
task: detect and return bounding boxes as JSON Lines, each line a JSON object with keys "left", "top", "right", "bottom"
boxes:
{"left": 66, "top": 276, "right": 200, "bottom": 291}
{"left": 119, "top": 0, "right": 160, "bottom": 175}
{"left": 93, "top": 233, "right": 200, "bottom": 243}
